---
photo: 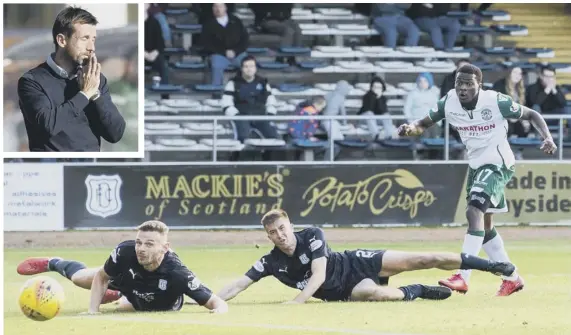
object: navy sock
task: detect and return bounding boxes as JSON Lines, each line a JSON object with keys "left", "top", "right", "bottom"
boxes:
{"left": 48, "top": 259, "right": 86, "bottom": 280}
{"left": 398, "top": 284, "right": 423, "bottom": 301}
{"left": 460, "top": 252, "right": 493, "bottom": 271}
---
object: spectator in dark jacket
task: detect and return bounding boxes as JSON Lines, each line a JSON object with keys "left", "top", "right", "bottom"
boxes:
{"left": 145, "top": 4, "right": 169, "bottom": 85}
{"left": 371, "top": 4, "right": 420, "bottom": 48}
{"left": 201, "top": 3, "right": 249, "bottom": 86}
{"left": 492, "top": 66, "right": 530, "bottom": 138}
{"left": 249, "top": 4, "right": 302, "bottom": 65}
{"left": 358, "top": 77, "right": 396, "bottom": 140}
{"left": 221, "top": 56, "right": 279, "bottom": 143}
{"left": 407, "top": 4, "right": 461, "bottom": 50}
{"left": 526, "top": 65, "right": 569, "bottom": 129}
{"left": 198, "top": 3, "right": 236, "bottom": 25}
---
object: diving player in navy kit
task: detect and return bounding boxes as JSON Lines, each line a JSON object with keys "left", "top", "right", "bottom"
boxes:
{"left": 217, "top": 209, "right": 517, "bottom": 303}
{"left": 16, "top": 220, "right": 228, "bottom": 314}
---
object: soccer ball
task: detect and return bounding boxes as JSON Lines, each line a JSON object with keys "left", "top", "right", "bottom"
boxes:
{"left": 18, "top": 276, "right": 65, "bottom": 321}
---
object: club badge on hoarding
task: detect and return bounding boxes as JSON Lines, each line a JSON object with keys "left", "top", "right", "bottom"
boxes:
{"left": 85, "top": 174, "right": 123, "bottom": 218}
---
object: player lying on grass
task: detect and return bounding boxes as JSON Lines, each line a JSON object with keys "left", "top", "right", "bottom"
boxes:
{"left": 215, "top": 209, "right": 517, "bottom": 304}
{"left": 397, "top": 64, "right": 557, "bottom": 296}
{"left": 16, "top": 220, "right": 228, "bottom": 314}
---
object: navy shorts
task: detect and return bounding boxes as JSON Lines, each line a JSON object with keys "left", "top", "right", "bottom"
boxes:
{"left": 318, "top": 249, "right": 389, "bottom": 302}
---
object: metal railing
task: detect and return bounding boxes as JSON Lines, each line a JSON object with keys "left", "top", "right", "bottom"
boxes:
{"left": 144, "top": 114, "right": 571, "bottom": 162}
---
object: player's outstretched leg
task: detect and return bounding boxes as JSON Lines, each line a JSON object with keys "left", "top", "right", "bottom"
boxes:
{"left": 377, "top": 250, "right": 515, "bottom": 290}
{"left": 16, "top": 257, "right": 121, "bottom": 304}
{"left": 482, "top": 215, "right": 524, "bottom": 296}
{"left": 350, "top": 279, "right": 452, "bottom": 302}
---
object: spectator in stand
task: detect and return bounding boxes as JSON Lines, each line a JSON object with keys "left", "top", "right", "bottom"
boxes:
{"left": 198, "top": 3, "right": 236, "bottom": 25}
{"left": 249, "top": 4, "right": 302, "bottom": 65}
{"left": 201, "top": 3, "right": 249, "bottom": 86}
{"left": 358, "top": 76, "right": 397, "bottom": 140}
{"left": 148, "top": 4, "right": 172, "bottom": 48}
{"left": 222, "top": 56, "right": 279, "bottom": 144}
{"left": 145, "top": 4, "right": 169, "bottom": 85}
{"left": 371, "top": 4, "right": 420, "bottom": 49}
{"left": 404, "top": 72, "right": 441, "bottom": 138}
{"left": 493, "top": 66, "right": 531, "bottom": 138}
{"left": 526, "top": 65, "right": 569, "bottom": 131}
{"left": 288, "top": 96, "right": 327, "bottom": 141}
{"left": 407, "top": 4, "right": 461, "bottom": 50}
{"left": 322, "top": 80, "right": 352, "bottom": 141}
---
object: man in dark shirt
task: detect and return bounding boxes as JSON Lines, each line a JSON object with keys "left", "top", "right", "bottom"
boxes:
{"left": 407, "top": 4, "right": 461, "bottom": 50}
{"left": 17, "top": 7, "right": 125, "bottom": 152}
{"left": 200, "top": 3, "right": 249, "bottom": 86}
{"left": 16, "top": 220, "right": 228, "bottom": 314}
{"left": 217, "top": 209, "right": 516, "bottom": 303}
{"left": 221, "top": 56, "right": 279, "bottom": 143}
{"left": 526, "top": 65, "right": 570, "bottom": 130}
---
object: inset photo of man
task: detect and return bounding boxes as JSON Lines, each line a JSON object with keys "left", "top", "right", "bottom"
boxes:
{"left": 4, "top": 3, "right": 140, "bottom": 156}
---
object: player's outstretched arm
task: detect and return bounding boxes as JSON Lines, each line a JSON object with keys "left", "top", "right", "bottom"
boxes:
{"left": 519, "top": 106, "right": 557, "bottom": 154}
{"left": 203, "top": 294, "right": 228, "bottom": 314}
{"left": 397, "top": 116, "right": 435, "bottom": 137}
{"left": 217, "top": 275, "right": 255, "bottom": 302}
{"left": 88, "top": 267, "right": 110, "bottom": 314}
{"left": 288, "top": 256, "right": 327, "bottom": 304}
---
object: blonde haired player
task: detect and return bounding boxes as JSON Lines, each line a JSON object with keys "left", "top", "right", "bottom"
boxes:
{"left": 17, "top": 220, "right": 228, "bottom": 313}
{"left": 398, "top": 64, "right": 557, "bottom": 295}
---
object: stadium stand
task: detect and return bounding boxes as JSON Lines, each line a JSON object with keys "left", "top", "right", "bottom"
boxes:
{"left": 144, "top": 3, "right": 571, "bottom": 162}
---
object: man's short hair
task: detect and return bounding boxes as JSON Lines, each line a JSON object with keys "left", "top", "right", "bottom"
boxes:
{"left": 456, "top": 58, "right": 470, "bottom": 67}
{"left": 261, "top": 209, "right": 289, "bottom": 227}
{"left": 137, "top": 220, "right": 169, "bottom": 235}
{"left": 540, "top": 64, "right": 556, "bottom": 75}
{"left": 52, "top": 6, "right": 98, "bottom": 50}
{"left": 457, "top": 64, "right": 483, "bottom": 84}
{"left": 241, "top": 55, "right": 257, "bottom": 67}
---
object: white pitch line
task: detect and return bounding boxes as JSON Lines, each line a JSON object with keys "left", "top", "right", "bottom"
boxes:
{"left": 64, "top": 315, "right": 430, "bottom": 335}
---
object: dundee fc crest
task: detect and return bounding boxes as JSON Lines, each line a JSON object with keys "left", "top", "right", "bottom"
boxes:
{"left": 85, "top": 174, "right": 123, "bottom": 218}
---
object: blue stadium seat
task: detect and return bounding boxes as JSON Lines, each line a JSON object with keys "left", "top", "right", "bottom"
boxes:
{"left": 421, "top": 138, "right": 460, "bottom": 148}
{"left": 543, "top": 63, "right": 571, "bottom": 70}
{"left": 172, "top": 62, "right": 206, "bottom": 70}
{"left": 278, "top": 84, "right": 312, "bottom": 93}
{"left": 479, "top": 10, "right": 510, "bottom": 18}
{"left": 447, "top": 11, "right": 472, "bottom": 18}
{"left": 460, "top": 25, "right": 489, "bottom": 34}
{"left": 298, "top": 61, "right": 329, "bottom": 70}
{"left": 145, "top": 65, "right": 152, "bottom": 72}
{"left": 193, "top": 84, "right": 224, "bottom": 93}
{"left": 164, "top": 47, "right": 187, "bottom": 55}
{"left": 165, "top": 8, "right": 190, "bottom": 16}
{"left": 548, "top": 125, "right": 561, "bottom": 132}
{"left": 148, "top": 84, "right": 184, "bottom": 93}
{"left": 508, "top": 138, "right": 541, "bottom": 147}
{"left": 336, "top": 139, "right": 370, "bottom": 149}
{"left": 278, "top": 47, "right": 312, "bottom": 56}
{"left": 380, "top": 138, "right": 414, "bottom": 149}
{"left": 258, "top": 62, "right": 290, "bottom": 70}
{"left": 491, "top": 24, "right": 527, "bottom": 34}
{"left": 482, "top": 47, "right": 516, "bottom": 56}
{"left": 247, "top": 47, "right": 269, "bottom": 55}
{"left": 500, "top": 61, "right": 537, "bottom": 70}
{"left": 518, "top": 48, "right": 554, "bottom": 56}
{"left": 171, "top": 24, "right": 202, "bottom": 33}
{"left": 292, "top": 139, "right": 328, "bottom": 149}
{"left": 471, "top": 62, "right": 498, "bottom": 71}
